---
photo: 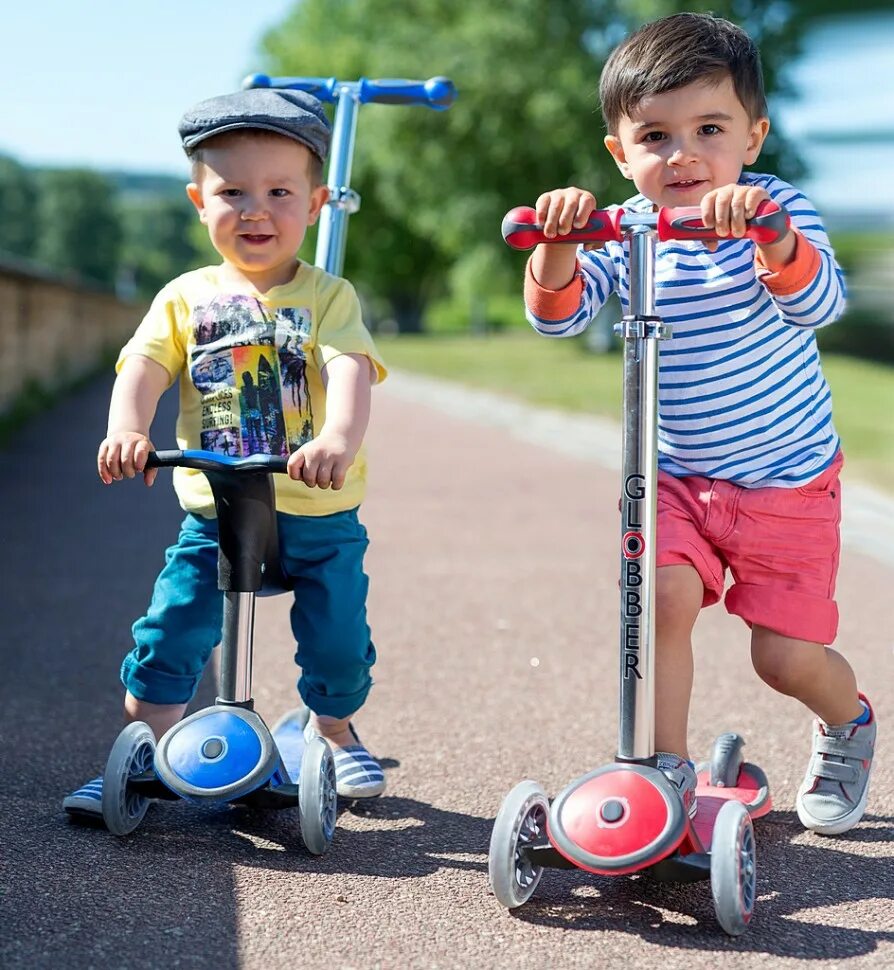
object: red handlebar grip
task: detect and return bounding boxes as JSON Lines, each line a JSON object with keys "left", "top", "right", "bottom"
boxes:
{"left": 657, "top": 199, "right": 790, "bottom": 243}
{"left": 501, "top": 206, "right": 624, "bottom": 250}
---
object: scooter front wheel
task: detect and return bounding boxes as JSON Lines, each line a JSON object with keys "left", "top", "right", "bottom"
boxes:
{"left": 489, "top": 780, "right": 549, "bottom": 909}
{"left": 299, "top": 736, "right": 337, "bottom": 855}
{"left": 711, "top": 799, "right": 756, "bottom": 935}
{"left": 102, "top": 721, "right": 156, "bottom": 836}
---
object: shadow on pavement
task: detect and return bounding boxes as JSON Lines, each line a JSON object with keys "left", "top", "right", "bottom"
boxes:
{"left": 98, "top": 793, "right": 493, "bottom": 879}
{"left": 0, "top": 378, "right": 493, "bottom": 968}
{"left": 511, "top": 810, "right": 894, "bottom": 959}
{"left": 0, "top": 379, "right": 244, "bottom": 970}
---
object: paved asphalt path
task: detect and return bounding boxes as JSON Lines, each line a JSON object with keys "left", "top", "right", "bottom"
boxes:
{"left": 1, "top": 371, "right": 892, "bottom": 970}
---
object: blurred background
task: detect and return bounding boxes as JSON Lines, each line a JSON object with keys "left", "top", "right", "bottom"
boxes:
{"left": 2, "top": 0, "right": 892, "bottom": 483}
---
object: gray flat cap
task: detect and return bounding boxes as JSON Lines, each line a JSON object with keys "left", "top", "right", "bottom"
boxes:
{"left": 179, "top": 88, "right": 331, "bottom": 162}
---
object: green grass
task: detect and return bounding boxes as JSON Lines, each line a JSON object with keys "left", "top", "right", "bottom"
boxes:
{"left": 380, "top": 332, "right": 894, "bottom": 493}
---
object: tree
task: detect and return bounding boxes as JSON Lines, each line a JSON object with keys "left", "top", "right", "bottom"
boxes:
{"left": 119, "top": 196, "right": 198, "bottom": 298}
{"left": 258, "top": 0, "right": 806, "bottom": 330}
{"left": 35, "top": 169, "right": 123, "bottom": 287}
{"left": 0, "top": 156, "right": 38, "bottom": 258}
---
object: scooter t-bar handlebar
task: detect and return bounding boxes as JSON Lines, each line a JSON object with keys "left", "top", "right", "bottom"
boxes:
{"left": 146, "top": 450, "right": 288, "bottom": 474}
{"left": 501, "top": 199, "right": 790, "bottom": 249}
{"left": 243, "top": 73, "right": 457, "bottom": 110}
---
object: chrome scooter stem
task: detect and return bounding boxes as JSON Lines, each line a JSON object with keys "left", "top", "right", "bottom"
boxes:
{"left": 315, "top": 86, "right": 361, "bottom": 276}
{"left": 617, "top": 225, "right": 669, "bottom": 762}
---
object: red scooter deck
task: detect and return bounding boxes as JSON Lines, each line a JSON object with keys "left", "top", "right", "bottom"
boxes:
{"left": 691, "top": 764, "right": 771, "bottom": 851}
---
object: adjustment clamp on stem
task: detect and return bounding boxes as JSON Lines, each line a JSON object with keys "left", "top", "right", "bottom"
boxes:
{"left": 615, "top": 316, "right": 672, "bottom": 340}
{"left": 328, "top": 186, "right": 361, "bottom": 214}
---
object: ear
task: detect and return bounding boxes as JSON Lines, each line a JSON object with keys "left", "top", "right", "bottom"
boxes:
{"left": 604, "top": 134, "right": 633, "bottom": 180}
{"left": 306, "top": 184, "right": 330, "bottom": 227}
{"left": 744, "top": 117, "right": 770, "bottom": 165}
{"left": 186, "top": 183, "right": 207, "bottom": 223}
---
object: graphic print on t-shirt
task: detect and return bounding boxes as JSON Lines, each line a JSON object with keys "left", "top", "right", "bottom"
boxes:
{"left": 189, "top": 294, "right": 314, "bottom": 456}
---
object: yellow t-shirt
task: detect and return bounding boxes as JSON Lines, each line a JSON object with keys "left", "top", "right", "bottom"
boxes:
{"left": 117, "top": 262, "right": 387, "bottom": 518}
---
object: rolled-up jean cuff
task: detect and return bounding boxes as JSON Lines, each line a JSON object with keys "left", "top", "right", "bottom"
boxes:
{"left": 725, "top": 583, "right": 839, "bottom": 645}
{"left": 298, "top": 678, "right": 372, "bottom": 720}
{"left": 121, "top": 655, "right": 202, "bottom": 705}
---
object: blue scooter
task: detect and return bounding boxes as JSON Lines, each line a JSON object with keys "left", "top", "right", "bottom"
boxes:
{"left": 98, "top": 73, "right": 456, "bottom": 852}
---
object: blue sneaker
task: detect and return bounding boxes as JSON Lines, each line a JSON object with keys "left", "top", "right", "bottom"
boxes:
{"left": 273, "top": 707, "right": 385, "bottom": 798}
{"left": 62, "top": 777, "right": 103, "bottom": 819}
{"left": 309, "top": 719, "right": 386, "bottom": 798}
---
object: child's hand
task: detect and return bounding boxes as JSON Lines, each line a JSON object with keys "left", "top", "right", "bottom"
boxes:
{"left": 701, "top": 184, "right": 796, "bottom": 268}
{"left": 287, "top": 431, "right": 356, "bottom": 490}
{"left": 700, "top": 184, "right": 771, "bottom": 239}
{"left": 530, "top": 187, "right": 597, "bottom": 291}
{"left": 535, "top": 187, "right": 597, "bottom": 239}
{"left": 98, "top": 431, "right": 157, "bottom": 486}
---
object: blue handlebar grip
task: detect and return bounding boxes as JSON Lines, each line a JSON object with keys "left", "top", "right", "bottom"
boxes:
{"left": 242, "top": 74, "right": 456, "bottom": 109}
{"left": 243, "top": 73, "right": 271, "bottom": 89}
{"left": 359, "top": 76, "right": 457, "bottom": 109}
{"left": 242, "top": 73, "right": 339, "bottom": 101}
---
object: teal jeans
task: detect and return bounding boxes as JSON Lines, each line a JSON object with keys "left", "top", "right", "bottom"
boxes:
{"left": 120, "top": 508, "right": 376, "bottom": 718}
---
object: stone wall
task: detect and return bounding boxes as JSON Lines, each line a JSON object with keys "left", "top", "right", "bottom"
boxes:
{"left": 0, "top": 256, "right": 145, "bottom": 415}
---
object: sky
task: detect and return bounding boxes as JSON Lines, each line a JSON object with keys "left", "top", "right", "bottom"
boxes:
{"left": 3, "top": 0, "right": 296, "bottom": 178}
{"left": 3, "top": 4, "right": 892, "bottom": 215}
{"left": 772, "top": 11, "right": 894, "bottom": 215}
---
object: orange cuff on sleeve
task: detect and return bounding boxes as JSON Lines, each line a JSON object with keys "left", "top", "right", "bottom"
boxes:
{"left": 755, "top": 228, "right": 822, "bottom": 296}
{"left": 524, "top": 257, "right": 585, "bottom": 321}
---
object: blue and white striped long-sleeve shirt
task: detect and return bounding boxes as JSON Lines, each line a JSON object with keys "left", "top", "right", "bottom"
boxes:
{"left": 524, "top": 173, "right": 847, "bottom": 488}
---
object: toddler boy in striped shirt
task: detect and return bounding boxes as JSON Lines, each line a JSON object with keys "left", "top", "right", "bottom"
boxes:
{"left": 524, "top": 12, "right": 874, "bottom": 833}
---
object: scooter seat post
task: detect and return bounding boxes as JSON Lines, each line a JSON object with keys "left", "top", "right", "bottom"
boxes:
{"left": 218, "top": 591, "right": 256, "bottom": 706}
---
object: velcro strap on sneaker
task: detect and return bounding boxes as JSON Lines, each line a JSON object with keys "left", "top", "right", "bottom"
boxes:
{"left": 815, "top": 736, "right": 872, "bottom": 760}
{"left": 810, "top": 756, "right": 858, "bottom": 783}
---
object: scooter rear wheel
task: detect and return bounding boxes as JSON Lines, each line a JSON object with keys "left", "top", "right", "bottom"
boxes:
{"left": 489, "top": 780, "right": 548, "bottom": 909}
{"left": 711, "top": 799, "right": 756, "bottom": 935}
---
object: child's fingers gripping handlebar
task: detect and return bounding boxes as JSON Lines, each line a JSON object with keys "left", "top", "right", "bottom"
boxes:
{"left": 656, "top": 200, "right": 790, "bottom": 244}
{"left": 243, "top": 73, "right": 457, "bottom": 110}
{"left": 501, "top": 200, "right": 790, "bottom": 250}
{"left": 501, "top": 207, "right": 625, "bottom": 250}
{"left": 146, "top": 450, "right": 289, "bottom": 474}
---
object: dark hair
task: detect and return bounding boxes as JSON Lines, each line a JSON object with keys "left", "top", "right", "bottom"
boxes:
{"left": 599, "top": 13, "right": 767, "bottom": 134}
{"left": 186, "top": 129, "right": 325, "bottom": 186}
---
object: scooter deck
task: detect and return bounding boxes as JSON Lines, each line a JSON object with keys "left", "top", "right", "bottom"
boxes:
{"left": 691, "top": 763, "right": 771, "bottom": 851}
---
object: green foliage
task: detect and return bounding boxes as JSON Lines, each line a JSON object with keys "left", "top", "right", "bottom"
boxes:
{"left": 119, "top": 196, "right": 197, "bottom": 295}
{"left": 0, "top": 160, "right": 211, "bottom": 296}
{"left": 424, "top": 291, "right": 529, "bottom": 335}
{"left": 34, "top": 169, "right": 123, "bottom": 286}
{"left": 258, "top": 0, "right": 807, "bottom": 329}
{"left": 816, "top": 310, "right": 894, "bottom": 365}
{"left": 0, "top": 156, "right": 38, "bottom": 258}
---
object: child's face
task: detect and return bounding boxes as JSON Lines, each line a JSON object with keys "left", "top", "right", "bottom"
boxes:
{"left": 186, "top": 134, "right": 328, "bottom": 291}
{"left": 604, "top": 74, "right": 769, "bottom": 208}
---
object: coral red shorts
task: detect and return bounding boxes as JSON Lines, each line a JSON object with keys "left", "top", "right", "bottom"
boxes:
{"left": 657, "top": 452, "right": 843, "bottom": 644}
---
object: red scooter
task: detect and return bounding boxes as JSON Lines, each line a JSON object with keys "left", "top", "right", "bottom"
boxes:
{"left": 488, "top": 200, "right": 789, "bottom": 935}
